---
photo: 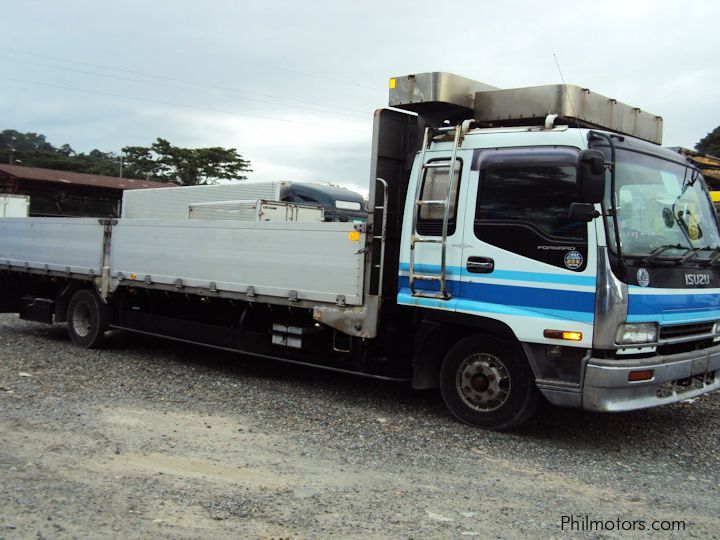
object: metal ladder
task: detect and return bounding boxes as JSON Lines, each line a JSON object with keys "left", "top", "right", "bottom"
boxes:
{"left": 408, "top": 124, "right": 462, "bottom": 299}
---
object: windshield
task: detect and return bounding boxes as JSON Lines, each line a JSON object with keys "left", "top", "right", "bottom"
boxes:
{"left": 607, "top": 148, "right": 720, "bottom": 260}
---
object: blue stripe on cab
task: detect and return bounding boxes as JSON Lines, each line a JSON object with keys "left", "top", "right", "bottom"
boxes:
{"left": 398, "top": 263, "right": 595, "bottom": 286}
{"left": 628, "top": 291, "right": 720, "bottom": 323}
{"left": 397, "top": 276, "right": 595, "bottom": 324}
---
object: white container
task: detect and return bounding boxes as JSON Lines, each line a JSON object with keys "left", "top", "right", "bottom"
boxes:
{"left": 121, "top": 182, "right": 286, "bottom": 220}
{"left": 0, "top": 195, "right": 30, "bottom": 217}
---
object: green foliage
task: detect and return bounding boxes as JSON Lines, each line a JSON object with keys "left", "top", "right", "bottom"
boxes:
{"left": 0, "top": 129, "right": 55, "bottom": 153}
{"left": 0, "top": 130, "right": 252, "bottom": 185}
{"left": 121, "top": 138, "right": 251, "bottom": 185}
{"left": 695, "top": 126, "right": 720, "bottom": 157}
{"left": 0, "top": 129, "right": 123, "bottom": 175}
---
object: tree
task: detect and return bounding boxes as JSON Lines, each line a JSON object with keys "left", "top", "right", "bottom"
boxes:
{"left": 122, "top": 138, "right": 251, "bottom": 185}
{"left": 1, "top": 130, "right": 252, "bottom": 184}
{"left": 696, "top": 126, "right": 720, "bottom": 157}
{"left": 0, "top": 129, "right": 123, "bottom": 174}
{"left": 0, "top": 129, "right": 56, "bottom": 153}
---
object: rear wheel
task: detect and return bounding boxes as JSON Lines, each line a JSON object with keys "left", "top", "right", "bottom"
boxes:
{"left": 66, "top": 289, "right": 110, "bottom": 349}
{"left": 440, "top": 335, "right": 539, "bottom": 430}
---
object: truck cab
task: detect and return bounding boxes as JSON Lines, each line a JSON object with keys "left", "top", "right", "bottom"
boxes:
{"left": 368, "top": 73, "right": 720, "bottom": 428}
{"left": 280, "top": 183, "right": 367, "bottom": 222}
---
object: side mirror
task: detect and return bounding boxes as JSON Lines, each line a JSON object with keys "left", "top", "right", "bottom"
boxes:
{"left": 568, "top": 202, "right": 600, "bottom": 222}
{"left": 577, "top": 149, "right": 606, "bottom": 204}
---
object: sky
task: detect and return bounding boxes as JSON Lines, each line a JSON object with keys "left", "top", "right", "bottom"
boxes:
{"left": 2, "top": 0, "right": 719, "bottom": 195}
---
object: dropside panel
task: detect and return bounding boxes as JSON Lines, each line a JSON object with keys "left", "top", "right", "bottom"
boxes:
{"left": 110, "top": 220, "right": 366, "bottom": 306}
{"left": 0, "top": 218, "right": 105, "bottom": 276}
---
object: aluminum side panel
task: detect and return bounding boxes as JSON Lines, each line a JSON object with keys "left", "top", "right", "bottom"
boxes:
{"left": 110, "top": 220, "right": 365, "bottom": 305}
{"left": 0, "top": 218, "right": 104, "bottom": 275}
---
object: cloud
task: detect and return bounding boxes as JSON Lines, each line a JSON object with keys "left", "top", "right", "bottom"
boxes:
{"left": 2, "top": 0, "right": 719, "bottom": 172}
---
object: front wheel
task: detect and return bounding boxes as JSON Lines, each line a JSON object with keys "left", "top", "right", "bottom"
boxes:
{"left": 66, "top": 289, "right": 110, "bottom": 349}
{"left": 439, "top": 335, "right": 539, "bottom": 430}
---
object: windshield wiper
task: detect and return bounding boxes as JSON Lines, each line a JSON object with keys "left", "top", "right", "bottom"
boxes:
{"left": 671, "top": 245, "right": 720, "bottom": 267}
{"left": 642, "top": 243, "right": 687, "bottom": 263}
{"left": 708, "top": 247, "right": 720, "bottom": 265}
{"left": 695, "top": 246, "right": 720, "bottom": 266}
{"left": 678, "top": 247, "right": 704, "bottom": 264}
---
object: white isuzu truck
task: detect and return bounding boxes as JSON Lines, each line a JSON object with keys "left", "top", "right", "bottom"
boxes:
{"left": 2, "top": 72, "right": 719, "bottom": 429}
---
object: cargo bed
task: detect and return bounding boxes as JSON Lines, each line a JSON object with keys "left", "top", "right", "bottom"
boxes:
{"left": 0, "top": 217, "right": 366, "bottom": 307}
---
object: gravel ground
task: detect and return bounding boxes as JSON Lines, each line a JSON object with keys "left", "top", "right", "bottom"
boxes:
{"left": 1, "top": 313, "right": 719, "bottom": 539}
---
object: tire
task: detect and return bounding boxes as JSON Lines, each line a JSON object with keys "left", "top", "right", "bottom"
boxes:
{"left": 439, "top": 335, "right": 539, "bottom": 430}
{"left": 66, "top": 289, "right": 110, "bottom": 349}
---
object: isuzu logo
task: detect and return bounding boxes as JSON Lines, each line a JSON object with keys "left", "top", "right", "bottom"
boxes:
{"left": 685, "top": 273, "right": 711, "bottom": 286}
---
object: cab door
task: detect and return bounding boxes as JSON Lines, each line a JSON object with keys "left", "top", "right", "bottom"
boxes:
{"left": 458, "top": 147, "right": 597, "bottom": 348}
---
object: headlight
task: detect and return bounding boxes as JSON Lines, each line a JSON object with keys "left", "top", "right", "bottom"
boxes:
{"left": 713, "top": 321, "right": 720, "bottom": 336}
{"left": 615, "top": 323, "right": 658, "bottom": 345}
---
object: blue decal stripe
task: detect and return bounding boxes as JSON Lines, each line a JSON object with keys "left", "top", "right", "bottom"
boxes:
{"left": 398, "top": 263, "right": 594, "bottom": 286}
{"left": 456, "top": 298, "right": 594, "bottom": 324}
{"left": 628, "top": 310, "right": 720, "bottom": 324}
{"left": 629, "top": 286, "right": 720, "bottom": 293}
{"left": 397, "top": 292, "right": 457, "bottom": 311}
{"left": 397, "top": 277, "right": 595, "bottom": 314}
{"left": 397, "top": 276, "right": 462, "bottom": 296}
{"left": 398, "top": 263, "right": 463, "bottom": 278}
{"left": 628, "top": 292, "right": 720, "bottom": 316}
{"left": 397, "top": 292, "right": 594, "bottom": 324}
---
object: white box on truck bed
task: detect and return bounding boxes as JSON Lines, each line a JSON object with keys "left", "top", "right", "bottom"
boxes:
{"left": 121, "top": 182, "right": 286, "bottom": 220}
{"left": 0, "top": 195, "right": 30, "bottom": 218}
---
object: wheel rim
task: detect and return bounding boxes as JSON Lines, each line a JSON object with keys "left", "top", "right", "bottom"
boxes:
{"left": 71, "top": 301, "right": 92, "bottom": 338}
{"left": 455, "top": 353, "right": 511, "bottom": 412}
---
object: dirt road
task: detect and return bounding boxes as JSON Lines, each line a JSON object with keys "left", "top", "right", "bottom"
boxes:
{"left": 1, "top": 314, "right": 718, "bottom": 538}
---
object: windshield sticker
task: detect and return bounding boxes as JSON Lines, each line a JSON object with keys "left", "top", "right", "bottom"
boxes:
{"left": 563, "top": 251, "right": 583, "bottom": 270}
{"left": 636, "top": 268, "right": 650, "bottom": 287}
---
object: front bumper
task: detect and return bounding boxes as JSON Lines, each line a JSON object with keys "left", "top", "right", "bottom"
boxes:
{"left": 582, "top": 343, "right": 720, "bottom": 412}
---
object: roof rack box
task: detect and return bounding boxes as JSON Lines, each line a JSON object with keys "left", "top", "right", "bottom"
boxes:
{"left": 389, "top": 72, "right": 498, "bottom": 118}
{"left": 389, "top": 72, "right": 663, "bottom": 144}
{"left": 474, "top": 84, "right": 663, "bottom": 144}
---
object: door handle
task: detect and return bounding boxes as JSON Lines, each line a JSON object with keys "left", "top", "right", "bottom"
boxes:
{"left": 467, "top": 256, "right": 494, "bottom": 274}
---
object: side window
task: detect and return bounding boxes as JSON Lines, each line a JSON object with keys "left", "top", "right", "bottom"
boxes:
{"left": 416, "top": 159, "right": 462, "bottom": 236}
{"left": 475, "top": 164, "right": 588, "bottom": 271}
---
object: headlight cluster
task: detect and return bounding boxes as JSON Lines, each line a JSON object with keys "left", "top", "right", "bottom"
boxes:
{"left": 615, "top": 323, "right": 658, "bottom": 345}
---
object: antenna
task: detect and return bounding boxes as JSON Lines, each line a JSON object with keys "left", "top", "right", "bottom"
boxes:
{"left": 553, "top": 53, "right": 586, "bottom": 147}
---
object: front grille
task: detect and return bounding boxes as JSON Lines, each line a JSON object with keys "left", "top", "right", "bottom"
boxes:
{"left": 659, "top": 322, "right": 714, "bottom": 341}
